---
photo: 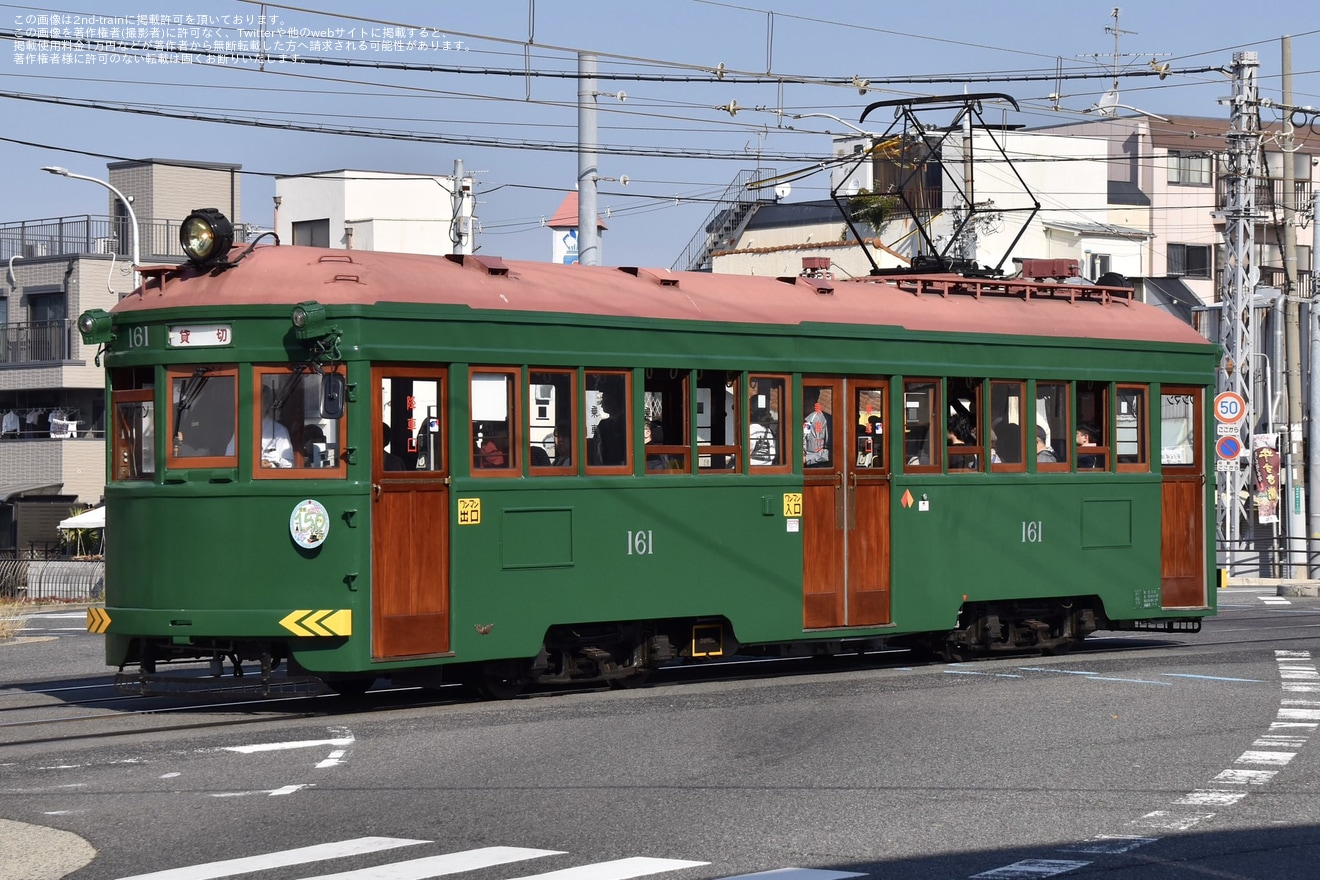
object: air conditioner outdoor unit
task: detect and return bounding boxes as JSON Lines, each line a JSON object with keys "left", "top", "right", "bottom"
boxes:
{"left": 23, "top": 242, "right": 48, "bottom": 257}
{"left": 94, "top": 237, "right": 115, "bottom": 254}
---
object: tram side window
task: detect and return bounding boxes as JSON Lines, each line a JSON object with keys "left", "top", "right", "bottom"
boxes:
{"left": 255, "top": 368, "right": 346, "bottom": 476}
{"left": 903, "top": 379, "right": 939, "bottom": 471}
{"left": 802, "top": 384, "right": 834, "bottom": 468}
{"left": 853, "top": 384, "right": 885, "bottom": 470}
{"left": 586, "top": 371, "right": 632, "bottom": 473}
{"left": 381, "top": 373, "right": 443, "bottom": 472}
{"left": 471, "top": 369, "right": 518, "bottom": 475}
{"left": 749, "top": 374, "right": 788, "bottom": 470}
{"left": 167, "top": 365, "right": 237, "bottom": 469}
{"left": 697, "top": 371, "right": 738, "bottom": 473}
{"left": 641, "top": 370, "right": 688, "bottom": 473}
{"left": 1076, "top": 383, "right": 1109, "bottom": 471}
{"left": 110, "top": 367, "right": 155, "bottom": 481}
{"left": 1116, "top": 384, "right": 1149, "bottom": 471}
{"left": 1035, "top": 382, "right": 1070, "bottom": 472}
{"left": 989, "top": 380, "right": 1025, "bottom": 471}
{"left": 946, "top": 377, "right": 984, "bottom": 472}
{"left": 1161, "top": 392, "right": 1198, "bottom": 467}
{"left": 529, "top": 370, "right": 575, "bottom": 473}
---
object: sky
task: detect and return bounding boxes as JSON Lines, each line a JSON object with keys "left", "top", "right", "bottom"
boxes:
{"left": 1, "top": 1, "right": 1318, "bottom": 269}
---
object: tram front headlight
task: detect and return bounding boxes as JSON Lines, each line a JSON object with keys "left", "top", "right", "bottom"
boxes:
{"left": 180, "top": 208, "right": 234, "bottom": 266}
{"left": 291, "top": 301, "right": 328, "bottom": 340}
{"left": 77, "top": 309, "right": 113, "bottom": 345}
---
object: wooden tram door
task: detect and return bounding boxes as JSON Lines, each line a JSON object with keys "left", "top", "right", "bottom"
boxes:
{"left": 371, "top": 367, "right": 451, "bottom": 659}
{"left": 801, "top": 378, "right": 892, "bottom": 628}
{"left": 1160, "top": 387, "right": 1207, "bottom": 607}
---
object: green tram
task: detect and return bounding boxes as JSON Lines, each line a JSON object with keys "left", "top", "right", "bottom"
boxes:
{"left": 83, "top": 211, "right": 1219, "bottom": 697}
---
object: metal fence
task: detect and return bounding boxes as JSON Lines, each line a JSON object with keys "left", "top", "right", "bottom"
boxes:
{"left": 0, "top": 556, "right": 104, "bottom": 602}
{"left": 0, "top": 214, "right": 246, "bottom": 263}
{"left": 1218, "top": 537, "right": 1319, "bottom": 580}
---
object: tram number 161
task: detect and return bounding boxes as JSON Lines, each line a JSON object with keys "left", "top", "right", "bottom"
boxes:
{"left": 1021, "top": 520, "right": 1044, "bottom": 543}
{"left": 627, "top": 530, "right": 655, "bottom": 556}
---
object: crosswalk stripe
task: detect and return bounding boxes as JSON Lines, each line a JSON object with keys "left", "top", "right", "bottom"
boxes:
{"left": 299, "top": 846, "right": 566, "bottom": 880}
{"left": 717, "top": 869, "right": 865, "bottom": 880}
{"left": 507, "top": 856, "right": 709, "bottom": 880}
{"left": 115, "top": 837, "right": 428, "bottom": 880}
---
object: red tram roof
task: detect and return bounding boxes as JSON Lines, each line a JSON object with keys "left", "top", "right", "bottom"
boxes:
{"left": 122, "top": 245, "right": 1210, "bottom": 348}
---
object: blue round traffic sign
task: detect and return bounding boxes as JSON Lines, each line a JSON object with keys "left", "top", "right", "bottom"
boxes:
{"left": 1215, "top": 435, "right": 1242, "bottom": 460}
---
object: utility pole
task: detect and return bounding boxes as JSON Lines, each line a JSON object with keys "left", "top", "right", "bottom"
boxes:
{"left": 1280, "top": 36, "right": 1309, "bottom": 576}
{"left": 1218, "top": 51, "right": 1261, "bottom": 561}
{"left": 577, "top": 52, "right": 600, "bottom": 266}
{"left": 1311, "top": 191, "right": 1320, "bottom": 577}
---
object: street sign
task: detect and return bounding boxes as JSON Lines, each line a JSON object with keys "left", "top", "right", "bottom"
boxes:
{"left": 1214, "top": 391, "right": 1246, "bottom": 424}
{"left": 1216, "top": 435, "right": 1243, "bottom": 460}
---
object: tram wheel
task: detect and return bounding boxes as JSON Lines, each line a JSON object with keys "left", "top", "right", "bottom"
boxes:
{"left": 473, "top": 660, "right": 531, "bottom": 700}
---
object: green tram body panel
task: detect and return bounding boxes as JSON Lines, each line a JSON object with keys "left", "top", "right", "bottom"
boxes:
{"left": 96, "top": 246, "right": 1219, "bottom": 681}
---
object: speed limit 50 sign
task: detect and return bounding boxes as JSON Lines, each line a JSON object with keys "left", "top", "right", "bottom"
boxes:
{"left": 1214, "top": 391, "right": 1246, "bottom": 424}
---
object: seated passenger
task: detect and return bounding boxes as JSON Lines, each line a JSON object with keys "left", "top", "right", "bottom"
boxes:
{"left": 1036, "top": 425, "right": 1058, "bottom": 463}
{"left": 1076, "top": 422, "right": 1100, "bottom": 469}
{"left": 551, "top": 422, "right": 573, "bottom": 467}
{"left": 644, "top": 421, "right": 670, "bottom": 471}
{"left": 475, "top": 424, "right": 508, "bottom": 468}
{"left": 947, "top": 413, "right": 978, "bottom": 470}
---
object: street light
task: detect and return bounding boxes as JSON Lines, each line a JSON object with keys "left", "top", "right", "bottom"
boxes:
{"left": 41, "top": 166, "right": 141, "bottom": 288}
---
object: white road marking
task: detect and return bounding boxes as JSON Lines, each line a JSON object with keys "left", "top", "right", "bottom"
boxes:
{"left": 970, "top": 859, "right": 1090, "bottom": 878}
{"left": 317, "top": 749, "right": 348, "bottom": 769}
{"left": 210, "top": 784, "right": 314, "bottom": 797}
{"left": 1057, "top": 837, "right": 1156, "bottom": 854}
{"left": 505, "top": 857, "right": 709, "bottom": 880}
{"left": 681, "top": 871, "right": 862, "bottom": 880}
{"left": 223, "top": 737, "right": 354, "bottom": 753}
{"left": 1212, "top": 768, "right": 1278, "bottom": 784}
{"left": 1235, "top": 750, "right": 1295, "bottom": 766}
{"left": 1174, "top": 790, "right": 1246, "bottom": 806}
{"left": 111, "top": 837, "right": 428, "bottom": 880}
{"left": 1131, "top": 811, "right": 1215, "bottom": 831}
{"left": 298, "top": 846, "right": 567, "bottom": 880}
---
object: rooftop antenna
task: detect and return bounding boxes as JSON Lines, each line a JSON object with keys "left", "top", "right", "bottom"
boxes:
{"left": 1082, "top": 8, "right": 1171, "bottom": 121}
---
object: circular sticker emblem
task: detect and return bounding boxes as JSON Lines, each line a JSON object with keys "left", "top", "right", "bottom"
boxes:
{"left": 290, "top": 499, "right": 330, "bottom": 549}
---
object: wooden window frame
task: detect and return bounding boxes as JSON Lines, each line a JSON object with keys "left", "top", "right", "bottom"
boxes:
{"left": 470, "top": 366, "right": 521, "bottom": 478}
{"left": 902, "top": 378, "right": 941, "bottom": 474}
{"left": 748, "top": 373, "right": 792, "bottom": 474}
{"left": 1035, "top": 380, "right": 1071, "bottom": 473}
{"left": 528, "top": 368, "right": 577, "bottom": 476}
{"left": 697, "top": 371, "right": 740, "bottom": 474}
{"left": 1075, "top": 382, "right": 1111, "bottom": 472}
{"left": 252, "top": 365, "right": 349, "bottom": 480}
{"left": 111, "top": 387, "right": 155, "bottom": 482}
{"left": 989, "top": 380, "right": 1027, "bottom": 474}
{"left": 945, "top": 377, "right": 985, "bottom": 473}
{"left": 1116, "top": 383, "right": 1150, "bottom": 473}
{"left": 1159, "top": 387, "right": 1203, "bottom": 471}
{"left": 165, "top": 364, "right": 238, "bottom": 471}
{"left": 586, "top": 369, "right": 633, "bottom": 476}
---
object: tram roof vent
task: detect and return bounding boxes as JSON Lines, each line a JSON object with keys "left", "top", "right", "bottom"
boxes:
{"left": 444, "top": 253, "right": 509, "bottom": 276}
{"left": 617, "top": 266, "right": 680, "bottom": 287}
{"left": 776, "top": 274, "right": 834, "bottom": 295}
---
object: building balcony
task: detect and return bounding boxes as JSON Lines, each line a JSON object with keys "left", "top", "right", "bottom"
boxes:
{"left": 0, "top": 214, "right": 246, "bottom": 262}
{"left": 1, "top": 320, "right": 77, "bottom": 366}
{"left": 1216, "top": 178, "right": 1314, "bottom": 213}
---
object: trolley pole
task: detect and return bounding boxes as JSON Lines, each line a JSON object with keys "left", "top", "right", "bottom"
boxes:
{"left": 1218, "top": 51, "right": 1261, "bottom": 567}
{"left": 577, "top": 52, "right": 600, "bottom": 267}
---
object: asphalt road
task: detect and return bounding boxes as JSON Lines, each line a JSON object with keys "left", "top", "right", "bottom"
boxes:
{"left": 2, "top": 585, "right": 1318, "bottom": 880}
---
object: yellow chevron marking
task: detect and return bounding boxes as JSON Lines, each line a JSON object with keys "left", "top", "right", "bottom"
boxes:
{"left": 279, "top": 609, "right": 351, "bottom": 637}
{"left": 86, "top": 607, "right": 111, "bottom": 634}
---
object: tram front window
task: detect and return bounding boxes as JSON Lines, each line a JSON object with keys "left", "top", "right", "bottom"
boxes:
{"left": 256, "top": 367, "right": 345, "bottom": 474}
{"left": 168, "top": 366, "right": 237, "bottom": 467}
